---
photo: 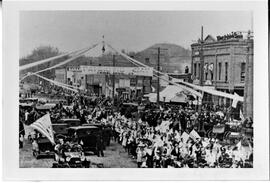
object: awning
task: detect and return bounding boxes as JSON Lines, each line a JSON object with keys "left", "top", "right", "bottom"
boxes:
{"left": 170, "top": 93, "right": 187, "bottom": 103}
{"left": 145, "top": 85, "right": 188, "bottom": 103}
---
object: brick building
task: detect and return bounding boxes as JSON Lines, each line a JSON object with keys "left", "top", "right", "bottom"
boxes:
{"left": 191, "top": 32, "right": 253, "bottom": 118}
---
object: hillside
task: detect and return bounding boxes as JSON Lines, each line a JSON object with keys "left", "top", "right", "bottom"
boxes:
{"left": 134, "top": 43, "right": 191, "bottom": 73}
{"left": 142, "top": 43, "right": 191, "bottom": 58}
{"left": 20, "top": 43, "right": 192, "bottom": 75}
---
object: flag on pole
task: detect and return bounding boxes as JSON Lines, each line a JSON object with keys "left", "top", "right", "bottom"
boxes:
{"left": 232, "top": 99, "right": 238, "bottom": 108}
{"left": 181, "top": 132, "right": 190, "bottom": 143}
{"left": 232, "top": 92, "right": 240, "bottom": 108}
{"left": 30, "top": 114, "right": 55, "bottom": 144}
{"left": 208, "top": 63, "right": 214, "bottom": 72}
{"left": 240, "top": 109, "right": 245, "bottom": 121}
{"left": 204, "top": 63, "right": 208, "bottom": 72}
{"left": 236, "top": 140, "right": 242, "bottom": 150}
{"left": 159, "top": 120, "right": 170, "bottom": 133}
{"left": 189, "top": 129, "right": 201, "bottom": 140}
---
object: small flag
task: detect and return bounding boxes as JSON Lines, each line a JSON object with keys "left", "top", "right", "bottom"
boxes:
{"left": 181, "top": 132, "right": 190, "bottom": 143}
{"left": 232, "top": 99, "right": 238, "bottom": 108}
{"left": 240, "top": 109, "right": 245, "bottom": 121}
{"left": 236, "top": 140, "right": 242, "bottom": 150}
{"left": 208, "top": 63, "right": 214, "bottom": 72}
{"left": 30, "top": 114, "right": 55, "bottom": 144}
{"left": 204, "top": 63, "right": 208, "bottom": 72}
{"left": 189, "top": 129, "right": 201, "bottom": 140}
{"left": 232, "top": 92, "right": 240, "bottom": 108}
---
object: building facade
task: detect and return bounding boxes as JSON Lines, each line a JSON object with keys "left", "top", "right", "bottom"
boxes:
{"left": 55, "top": 66, "right": 152, "bottom": 98}
{"left": 191, "top": 32, "right": 253, "bottom": 118}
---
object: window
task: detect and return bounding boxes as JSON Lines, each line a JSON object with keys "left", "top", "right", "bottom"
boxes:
{"left": 130, "top": 78, "right": 136, "bottom": 86}
{"left": 198, "top": 63, "right": 201, "bottom": 78}
{"left": 211, "top": 72, "right": 213, "bottom": 81}
{"left": 194, "top": 63, "right": 197, "bottom": 77}
{"left": 218, "top": 63, "right": 222, "bottom": 80}
{"left": 241, "top": 62, "right": 246, "bottom": 82}
{"left": 145, "top": 58, "right": 150, "bottom": 65}
{"left": 225, "top": 62, "right": 228, "bottom": 82}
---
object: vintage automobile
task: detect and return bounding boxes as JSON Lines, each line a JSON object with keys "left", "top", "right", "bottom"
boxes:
{"left": 52, "top": 123, "right": 69, "bottom": 139}
{"left": 35, "top": 103, "right": 57, "bottom": 111}
{"left": 32, "top": 137, "right": 54, "bottom": 159}
{"left": 48, "top": 98, "right": 68, "bottom": 105}
{"left": 82, "top": 123, "right": 113, "bottom": 149}
{"left": 19, "top": 97, "right": 38, "bottom": 104}
{"left": 66, "top": 126, "right": 102, "bottom": 155}
{"left": 57, "top": 118, "right": 81, "bottom": 127}
{"left": 52, "top": 144, "right": 91, "bottom": 168}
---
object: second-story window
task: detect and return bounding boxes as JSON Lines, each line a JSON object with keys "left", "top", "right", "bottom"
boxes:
{"left": 225, "top": 62, "right": 228, "bottom": 82}
{"left": 241, "top": 62, "right": 246, "bottom": 82}
{"left": 218, "top": 62, "right": 222, "bottom": 80}
{"left": 198, "top": 63, "right": 201, "bottom": 78}
{"left": 194, "top": 63, "right": 197, "bottom": 77}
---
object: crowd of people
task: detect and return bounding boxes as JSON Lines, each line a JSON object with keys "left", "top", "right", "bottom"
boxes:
{"left": 19, "top": 91, "right": 253, "bottom": 168}
{"left": 106, "top": 112, "right": 253, "bottom": 168}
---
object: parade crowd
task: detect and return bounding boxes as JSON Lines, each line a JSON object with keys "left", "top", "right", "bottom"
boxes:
{"left": 19, "top": 92, "right": 253, "bottom": 168}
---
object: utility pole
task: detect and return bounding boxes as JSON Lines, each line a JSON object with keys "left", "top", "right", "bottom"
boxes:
{"left": 151, "top": 47, "right": 167, "bottom": 106}
{"left": 198, "top": 26, "right": 204, "bottom": 112}
{"left": 200, "top": 26, "right": 204, "bottom": 86}
{"left": 112, "top": 55, "right": 115, "bottom": 105}
{"left": 157, "top": 47, "right": 160, "bottom": 105}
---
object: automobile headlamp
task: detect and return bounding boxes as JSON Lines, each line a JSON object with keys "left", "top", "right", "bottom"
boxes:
{"left": 66, "top": 157, "right": 71, "bottom": 162}
{"left": 80, "top": 155, "right": 86, "bottom": 161}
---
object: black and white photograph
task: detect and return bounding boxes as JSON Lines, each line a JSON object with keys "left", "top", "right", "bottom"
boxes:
{"left": 2, "top": 0, "right": 269, "bottom": 181}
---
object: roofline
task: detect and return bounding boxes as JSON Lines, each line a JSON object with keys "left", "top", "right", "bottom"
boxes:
{"left": 191, "top": 38, "right": 253, "bottom": 48}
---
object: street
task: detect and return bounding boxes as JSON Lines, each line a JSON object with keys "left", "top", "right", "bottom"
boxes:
{"left": 20, "top": 139, "right": 137, "bottom": 168}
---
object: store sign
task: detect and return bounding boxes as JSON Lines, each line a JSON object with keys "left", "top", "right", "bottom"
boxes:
{"left": 80, "top": 66, "right": 153, "bottom": 76}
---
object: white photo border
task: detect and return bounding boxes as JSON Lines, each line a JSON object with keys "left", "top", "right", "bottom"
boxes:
{"left": 2, "top": 0, "right": 269, "bottom": 181}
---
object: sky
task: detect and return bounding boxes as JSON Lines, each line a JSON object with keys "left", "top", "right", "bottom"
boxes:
{"left": 20, "top": 11, "right": 252, "bottom": 58}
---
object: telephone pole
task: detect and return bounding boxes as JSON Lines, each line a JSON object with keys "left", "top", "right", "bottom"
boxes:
{"left": 157, "top": 47, "right": 160, "bottom": 105}
{"left": 112, "top": 55, "right": 115, "bottom": 105}
{"left": 151, "top": 47, "right": 167, "bottom": 106}
{"left": 200, "top": 26, "right": 204, "bottom": 86}
{"left": 198, "top": 26, "right": 204, "bottom": 113}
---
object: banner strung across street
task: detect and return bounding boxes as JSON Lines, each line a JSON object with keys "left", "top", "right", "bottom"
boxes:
{"left": 68, "top": 65, "right": 153, "bottom": 76}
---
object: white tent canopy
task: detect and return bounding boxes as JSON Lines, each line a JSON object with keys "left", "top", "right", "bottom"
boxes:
{"left": 145, "top": 85, "right": 188, "bottom": 103}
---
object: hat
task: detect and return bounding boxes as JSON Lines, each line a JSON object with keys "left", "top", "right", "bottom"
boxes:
{"left": 138, "top": 142, "right": 145, "bottom": 147}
